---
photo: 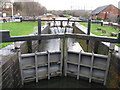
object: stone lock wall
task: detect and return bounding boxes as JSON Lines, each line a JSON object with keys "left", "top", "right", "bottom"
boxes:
{"left": 106, "top": 53, "right": 120, "bottom": 88}
{"left": 1, "top": 24, "right": 50, "bottom": 89}
{"left": 74, "top": 24, "right": 120, "bottom": 88}
{"left": 74, "top": 24, "right": 109, "bottom": 54}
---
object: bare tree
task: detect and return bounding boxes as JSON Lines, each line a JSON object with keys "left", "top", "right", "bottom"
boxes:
{"left": 0, "top": 0, "right": 11, "bottom": 10}
{"left": 13, "top": 1, "right": 47, "bottom": 16}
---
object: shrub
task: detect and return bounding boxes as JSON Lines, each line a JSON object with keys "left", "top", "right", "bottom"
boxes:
{"left": 97, "top": 17, "right": 102, "bottom": 20}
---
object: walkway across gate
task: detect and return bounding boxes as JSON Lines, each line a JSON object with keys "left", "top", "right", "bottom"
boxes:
{"left": 19, "top": 50, "right": 110, "bottom": 85}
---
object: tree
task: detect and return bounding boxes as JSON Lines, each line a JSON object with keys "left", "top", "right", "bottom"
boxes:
{"left": 13, "top": 1, "right": 47, "bottom": 16}
{"left": 0, "top": 0, "right": 11, "bottom": 10}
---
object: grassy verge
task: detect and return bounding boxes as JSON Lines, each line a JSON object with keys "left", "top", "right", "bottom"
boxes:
{"left": 0, "top": 21, "right": 44, "bottom": 49}
{"left": 80, "top": 23, "right": 120, "bottom": 46}
{"left": 80, "top": 23, "right": 119, "bottom": 37}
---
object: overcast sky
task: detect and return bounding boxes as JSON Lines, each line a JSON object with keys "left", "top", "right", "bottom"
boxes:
{"left": 36, "top": 0, "right": 120, "bottom": 10}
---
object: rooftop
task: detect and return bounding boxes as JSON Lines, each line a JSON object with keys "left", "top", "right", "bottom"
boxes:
{"left": 91, "top": 5, "right": 111, "bottom": 15}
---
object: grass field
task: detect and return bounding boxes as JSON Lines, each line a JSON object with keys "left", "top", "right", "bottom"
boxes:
{"left": 0, "top": 22, "right": 44, "bottom": 49}
{"left": 80, "top": 23, "right": 119, "bottom": 37}
{"left": 80, "top": 23, "right": 120, "bottom": 46}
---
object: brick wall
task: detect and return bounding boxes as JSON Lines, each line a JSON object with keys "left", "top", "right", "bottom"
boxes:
{"left": 0, "top": 24, "right": 50, "bottom": 89}
{"left": 92, "top": 5, "right": 119, "bottom": 20}
{"left": 98, "top": 5, "right": 119, "bottom": 19}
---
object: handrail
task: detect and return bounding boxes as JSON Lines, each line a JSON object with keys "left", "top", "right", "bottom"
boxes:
{"left": 1, "top": 33, "right": 119, "bottom": 43}
{"left": 21, "top": 19, "right": 102, "bottom": 23}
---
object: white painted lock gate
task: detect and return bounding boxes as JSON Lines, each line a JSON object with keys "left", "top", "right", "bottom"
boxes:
{"left": 19, "top": 50, "right": 110, "bottom": 85}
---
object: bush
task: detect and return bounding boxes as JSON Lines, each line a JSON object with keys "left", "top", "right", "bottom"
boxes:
{"left": 96, "top": 17, "right": 102, "bottom": 20}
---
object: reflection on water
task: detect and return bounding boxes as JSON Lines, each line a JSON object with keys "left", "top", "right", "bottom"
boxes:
{"left": 23, "top": 76, "right": 105, "bottom": 88}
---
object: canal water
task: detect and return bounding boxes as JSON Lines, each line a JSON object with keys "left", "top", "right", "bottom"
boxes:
{"left": 23, "top": 76, "right": 105, "bottom": 88}
{"left": 22, "top": 27, "right": 106, "bottom": 88}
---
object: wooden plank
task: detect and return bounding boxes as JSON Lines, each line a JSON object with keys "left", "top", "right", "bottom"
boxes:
{"left": 1, "top": 33, "right": 118, "bottom": 43}
{"left": 77, "top": 50, "right": 82, "bottom": 80}
{"left": 35, "top": 52, "right": 38, "bottom": 82}
{"left": 47, "top": 51, "right": 50, "bottom": 80}
{"left": 89, "top": 52, "right": 94, "bottom": 83}
{"left": 18, "top": 50, "right": 24, "bottom": 85}
{"left": 104, "top": 43, "right": 113, "bottom": 85}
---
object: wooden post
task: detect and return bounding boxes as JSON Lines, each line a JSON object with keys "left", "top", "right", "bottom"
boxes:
{"left": 60, "top": 38, "right": 64, "bottom": 74}
{"left": 104, "top": 43, "right": 114, "bottom": 85}
{"left": 53, "top": 18, "right": 55, "bottom": 27}
{"left": 89, "top": 51, "right": 94, "bottom": 83}
{"left": 47, "top": 51, "right": 50, "bottom": 80}
{"left": 60, "top": 33, "right": 68, "bottom": 76}
{"left": 77, "top": 50, "right": 82, "bottom": 80}
{"left": 87, "top": 19, "right": 91, "bottom": 35}
{"left": 64, "top": 38, "right": 68, "bottom": 76}
{"left": 72, "top": 22, "right": 76, "bottom": 33}
{"left": 38, "top": 19, "right": 41, "bottom": 52}
{"left": 86, "top": 19, "right": 91, "bottom": 52}
{"left": 18, "top": 50, "right": 24, "bottom": 85}
{"left": 101, "top": 21, "right": 103, "bottom": 26}
{"left": 35, "top": 51, "right": 38, "bottom": 82}
{"left": 60, "top": 21, "right": 63, "bottom": 28}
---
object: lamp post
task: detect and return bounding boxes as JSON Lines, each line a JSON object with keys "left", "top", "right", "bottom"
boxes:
{"left": 11, "top": 0, "right": 14, "bottom": 20}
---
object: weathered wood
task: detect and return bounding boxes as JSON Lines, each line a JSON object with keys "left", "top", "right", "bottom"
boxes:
{"left": 1, "top": 33, "right": 118, "bottom": 43}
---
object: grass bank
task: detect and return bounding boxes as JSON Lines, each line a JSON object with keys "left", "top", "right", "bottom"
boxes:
{"left": 0, "top": 22, "right": 44, "bottom": 49}
{"left": 80, "top": 23, "right": 119, "bottom": 37}
{"left": 80, "top": 23, "right": 120, "bottom": 47}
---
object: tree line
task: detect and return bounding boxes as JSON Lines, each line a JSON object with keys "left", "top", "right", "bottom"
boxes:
{"left": 0, "top": 0, "right": 47, "bottom": 16}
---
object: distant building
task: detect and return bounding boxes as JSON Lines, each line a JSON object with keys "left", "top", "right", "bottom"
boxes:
{"left": 91, "top": 4, "right": 120, "bottom": 20}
